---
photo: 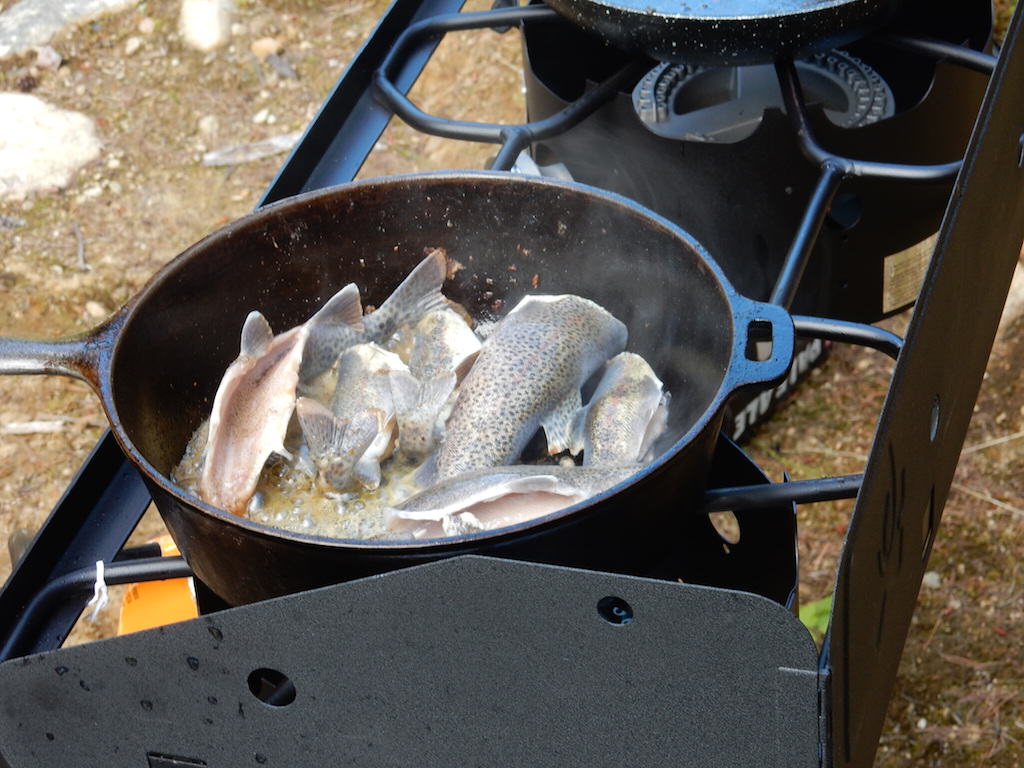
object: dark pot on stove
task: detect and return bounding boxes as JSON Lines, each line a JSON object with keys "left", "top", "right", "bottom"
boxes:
{"left": 0, "top": 173, "right": 792, "bottom": 605}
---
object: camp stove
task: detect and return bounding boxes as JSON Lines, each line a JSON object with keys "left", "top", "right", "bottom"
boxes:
{"left": 2, "top": 1, "right": 1024, "bottom": 766}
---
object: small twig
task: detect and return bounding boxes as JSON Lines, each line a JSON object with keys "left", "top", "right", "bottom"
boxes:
{"left": 72, "top": 222, "right": 89, "bottom": 271}
{"left": 939, "top": 652, "right": 1001, "bottom": 671}
{"left": 962, "top": 428, "right": 1024, "bottom": 454}
{"left": 2, "top": 419, "right": 66, "bottom": 435}
{"left": 951, "top": 482, "right": 1024, "bottom": 518}
{"left": 491, "top": 51, "right": 526, "bottom": 76}
{"left": 921, "top": 607, "right": 946, "bottom": 651}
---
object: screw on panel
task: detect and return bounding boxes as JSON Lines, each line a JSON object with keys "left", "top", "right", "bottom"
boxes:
{"left": 597, "top": 596, "right": 634, "bottom": 625}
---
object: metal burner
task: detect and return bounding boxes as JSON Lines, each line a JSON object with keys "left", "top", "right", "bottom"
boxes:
{"left": 633, "top": 50, "right": 894, "bottom": 143}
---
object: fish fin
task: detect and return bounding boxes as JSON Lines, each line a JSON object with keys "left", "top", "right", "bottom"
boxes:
{"left": 345, "top": 411, "right": 382, "bottom": 456}
{"left": 407, "top": 452, "right": 439, "bottom": 490}
{"left": 390, "top": 370, "right": 455, "bottom": 420}
{"left": 639, "top": 391, "right": 671, "bottom": 462}
{"left": 387, "top": 368, "right": 422, "bottom": 415}
{"left": 239, "top": 311, "right": 273, "bottom": 357}
{"left": 541, "top": 388, "right": 583, "bottom": 455}
{"left": 310, "top": 283, "right": 364, "bottom": 331}
{"left": 568, "top": 403, "right": 589, "bottom": 457}
{"left": 295, "top": 397, "right": 342, "bottom": 459}
{"left": 366, "top": 250, "right": 448, "bottom": 340}
{"left": 392, "top": 372, "right": 456, "bottom": 459}
{"left": 378, "top": 410, "right": 399, "bottom": 459}
{"left": 404, "top": 248, "right": 448, "bottom": 298}
{"left": 453, "top": 348, "right": 480, "bottom": 382}
{"left": 350, "top": 408, "right": 390, "bottom": 490}
{"left": 299, "top": 284, "right": 365, "bottom": 382}
{"left": 354, "top": 455, "right": 382, "bottom": 491}
{"left": 296, "top": 398, "right": 377, "bottom": 489}
{"left": 420, "top": 372, "right": 457, "bottom": 412}
{"left": 401, "top": 249, "right": 449, "bottom": 322}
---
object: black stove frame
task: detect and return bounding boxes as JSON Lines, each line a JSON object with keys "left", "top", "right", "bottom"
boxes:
{"left": 2, "top": 2, "right": 1023, "bottom": 766}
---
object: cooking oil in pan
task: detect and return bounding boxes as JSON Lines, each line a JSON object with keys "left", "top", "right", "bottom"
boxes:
{"left": 172, "top": 416, "right": 424, "bottom": 540}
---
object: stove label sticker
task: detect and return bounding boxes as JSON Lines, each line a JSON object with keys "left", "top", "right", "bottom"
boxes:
{"left": 730, "top": 337, "right": 825, "bottom": 440}
{"left": 883, "top": 233, "right": 938, "bottom": 314}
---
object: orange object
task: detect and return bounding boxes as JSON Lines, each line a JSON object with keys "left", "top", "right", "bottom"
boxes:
{"left": 117, "top": 535, "right": 198, "bottom": 635}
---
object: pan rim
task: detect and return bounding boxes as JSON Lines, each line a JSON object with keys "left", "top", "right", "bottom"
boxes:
{"left": 559, "top": 0, "right": 862, "bottom": 23}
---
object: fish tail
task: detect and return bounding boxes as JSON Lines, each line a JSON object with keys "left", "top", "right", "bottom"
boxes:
{"left": 295, "top": 397, "right": 377, "bottom": 489}
{"left": 366, "top": 249, "right": 448, "bottom": 341}
{"left": 299, "top": 283, "right": 365, "bottom": 382}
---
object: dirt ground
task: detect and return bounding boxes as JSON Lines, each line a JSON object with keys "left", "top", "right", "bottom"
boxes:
{"left": 0, "top": 0, "right": 1020, "bottom": 765}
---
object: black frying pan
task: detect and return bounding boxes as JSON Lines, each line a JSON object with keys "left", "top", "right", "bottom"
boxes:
{"left": 0, "top": 173, "right": 792, "bottom": 605}
{"left": 543, "top": 0, "right": 901, "bottom": 66}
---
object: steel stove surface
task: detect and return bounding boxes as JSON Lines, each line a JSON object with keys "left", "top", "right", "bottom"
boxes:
{"left": 2, "top": 1, "right": 1024, "bottom": 766}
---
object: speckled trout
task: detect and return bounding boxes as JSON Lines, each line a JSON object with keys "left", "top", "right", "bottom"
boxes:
{"left": 299, "top": 249, "right": 448, "bottom": 383}
{"left": 298, "top": 342, "right": 407, "bottom": 491}
{"left": 433, "top": 294, "right": 628, "bottom": 480}
{"left": 385, "top": 464, "right": 638, "bottom": 538}
{"left": 572, "top": 352, "right": 669, "bottom": 466}
{"left": 390, "top": 308, "right": 481, "bottom": 461}
{"left": 199, "top": 284, "right": 361, "bottom": 515}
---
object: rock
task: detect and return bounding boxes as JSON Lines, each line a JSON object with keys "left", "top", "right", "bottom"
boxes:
{"left": 921, "top": 571, "right": 941, "bottom": 589}
{"left": 252, "top": 107, "right": 269, "bottom": 125}
{"left": 0, "top": 93, "right": 101, "bottom": 200}
{"left": 124, "top": 36, "right": 142, "bottom": 55}
{"left": 201, "top": 131, "right": 301, "bottom": 166}
{"left": 138, "top": 16, "right": 155, "bottom": 35}
{"left": 266, "top": 53, "right": 297, "bottom": 80}
{"left": 197, "top": 114, "right": 219, "bottom": 138}
{"left": 0, "top": 0, "right": 135, "bottom": 58}
{"left": 0, "top": 215, "right": 26, "bottom": 229}
{"left": 33, "top": 45, "right": 62, "bottom": 70}
{"left": 250, "top": 36, "right": 281, "bottom": 61}
{"left": 85, "top": 301, "right": 109, "bottom": 319}
{"left": 15, "top": 74, "right": 38, "bottom": 92}
{"left": 179, "top": 0, "right": 232, "bottom": 53}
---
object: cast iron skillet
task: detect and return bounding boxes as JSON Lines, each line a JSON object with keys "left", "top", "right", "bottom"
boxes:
{"left": 0, "top": 173, "right": 792, "bottom": 605}
{"left": 543, "top": 0, "right": 901, "bottom": 66}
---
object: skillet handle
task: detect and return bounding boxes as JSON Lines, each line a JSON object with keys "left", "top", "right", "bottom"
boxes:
{"left": 726, "top": 297, "right": 795, "bottom": 390}
{"left": 0, "top": 319, "right": 118, "bottom": 391}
